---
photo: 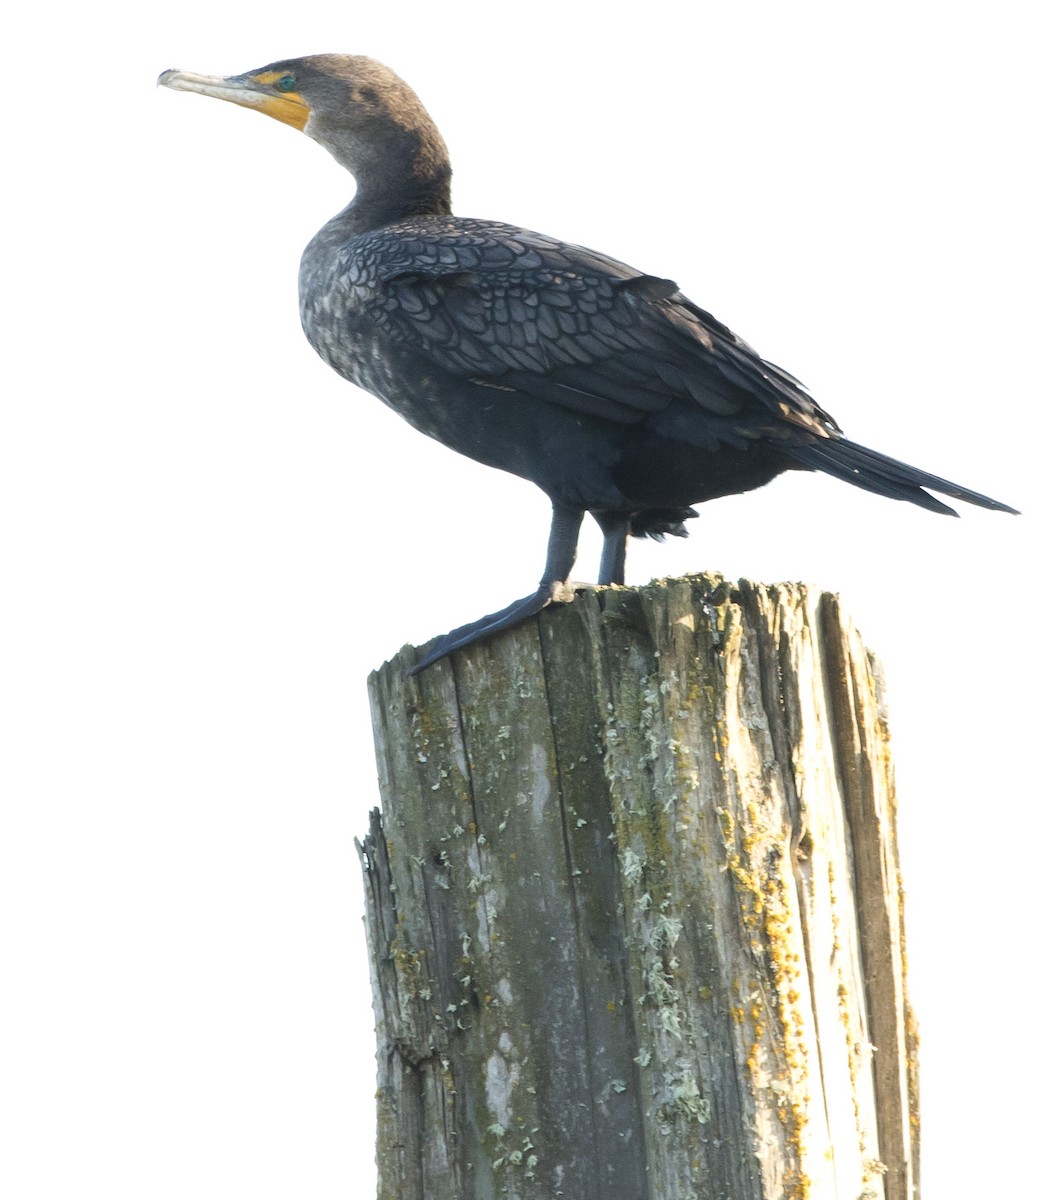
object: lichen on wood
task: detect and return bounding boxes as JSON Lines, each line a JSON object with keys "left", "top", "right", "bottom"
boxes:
{"left": 359, "top": 575, "right": 919, "bottom": 1200}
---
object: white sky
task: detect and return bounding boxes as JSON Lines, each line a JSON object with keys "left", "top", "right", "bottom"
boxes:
{"left": 2, "top": 2, "right": 1038, "bottom": 1197}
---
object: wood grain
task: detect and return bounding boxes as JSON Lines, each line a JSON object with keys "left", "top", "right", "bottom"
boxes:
{"left": 360, "top": 577, "right": 918, "bottom": 1200}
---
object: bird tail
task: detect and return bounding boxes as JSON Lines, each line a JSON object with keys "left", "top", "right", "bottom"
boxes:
{"left": 785, "top": 436, "right": 1018, "bottom": 516}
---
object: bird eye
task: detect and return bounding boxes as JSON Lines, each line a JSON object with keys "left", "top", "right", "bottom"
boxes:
{"left": 275, "top": 73, "right": 297, "bottom": 92}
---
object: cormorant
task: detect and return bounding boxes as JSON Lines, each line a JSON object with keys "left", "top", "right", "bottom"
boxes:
{"left": 159, "top": 56, "right": 1016, "bottom": 672}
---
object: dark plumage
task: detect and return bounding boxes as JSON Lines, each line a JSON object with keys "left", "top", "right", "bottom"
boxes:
{"left": 159, "top": 55, "right": 1017, "bottom": 671}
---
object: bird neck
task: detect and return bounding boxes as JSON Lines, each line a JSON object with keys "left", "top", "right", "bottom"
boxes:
{"left": 310, "top": 113, "right": 453, "bottom": 234}
{"left": 346, "top": 161, "right": 453, "bottom": 233}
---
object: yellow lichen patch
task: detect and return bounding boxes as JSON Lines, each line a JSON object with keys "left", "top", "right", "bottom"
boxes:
{"left": 828, "top": 860, "right": 842, "bottom": 955}
{"left": 836, "top": 981, "right": 866, "bottom": 1153}
{"left": 717, "top": 792, "right": 814, "bottom": 1194}
{"left": 783, "top": 1164, "right": 812, "bottom": 1200}
{"left": 897, "top": 871, "right": 921, "bottom": 1148}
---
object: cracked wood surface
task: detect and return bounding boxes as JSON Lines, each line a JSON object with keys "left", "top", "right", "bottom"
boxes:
{"left": 360, "top": 576, "right": 919, "bottom": 1200}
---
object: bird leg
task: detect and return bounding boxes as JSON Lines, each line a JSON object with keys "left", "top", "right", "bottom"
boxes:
{"left": 408, "top": 504, "right": 584, "bottom": 675}
{"left": 593, "top": 512, "right": 629, "bottom": 585}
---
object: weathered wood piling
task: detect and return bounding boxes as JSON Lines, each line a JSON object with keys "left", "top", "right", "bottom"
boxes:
{"left": 360, "top": 575, "right": 919, "bottom": 1200}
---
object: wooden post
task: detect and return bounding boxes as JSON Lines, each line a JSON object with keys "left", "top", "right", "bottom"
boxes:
{"left": 359, "top": 576, "right": 919, "bottom": 1200}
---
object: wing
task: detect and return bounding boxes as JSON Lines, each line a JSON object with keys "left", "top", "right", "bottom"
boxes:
{"left": 341, "top": 217, "right": 840, "bottom": 447}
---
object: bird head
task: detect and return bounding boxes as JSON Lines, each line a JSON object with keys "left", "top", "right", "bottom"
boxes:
{"left": 158, "top": 55, "right": 449, "bottom": 186}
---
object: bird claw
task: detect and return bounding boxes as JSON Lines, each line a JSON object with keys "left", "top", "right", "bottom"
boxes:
{"left": 408, "top": 581, "right": 567, "bottom": 675}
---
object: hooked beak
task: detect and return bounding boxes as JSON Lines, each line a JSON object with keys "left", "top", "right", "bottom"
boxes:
{"left": 158, "top": 68, "right": 311, "bottom": 132}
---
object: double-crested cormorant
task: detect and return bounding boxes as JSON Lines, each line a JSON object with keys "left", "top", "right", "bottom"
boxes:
{"left": 159, "top": 56, "right": 1016, "bottom": 671}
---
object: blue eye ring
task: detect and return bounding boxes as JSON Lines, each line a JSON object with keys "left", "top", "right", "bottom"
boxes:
{"left": 275, "top": 73, "right": 297, "bottom": 93}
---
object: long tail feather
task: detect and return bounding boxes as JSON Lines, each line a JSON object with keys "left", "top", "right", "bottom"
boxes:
{"left": 786, "top": 437, "right": 1019, "bottom": 516}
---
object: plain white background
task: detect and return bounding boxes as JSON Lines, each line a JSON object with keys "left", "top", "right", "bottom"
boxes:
{"left": 2, "top": 2, "right": 1037, "bottom": 1196}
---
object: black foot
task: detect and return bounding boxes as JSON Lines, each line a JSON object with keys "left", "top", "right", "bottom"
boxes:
{"left": 408, "top": 583, "right": 560, "bottom": 675}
